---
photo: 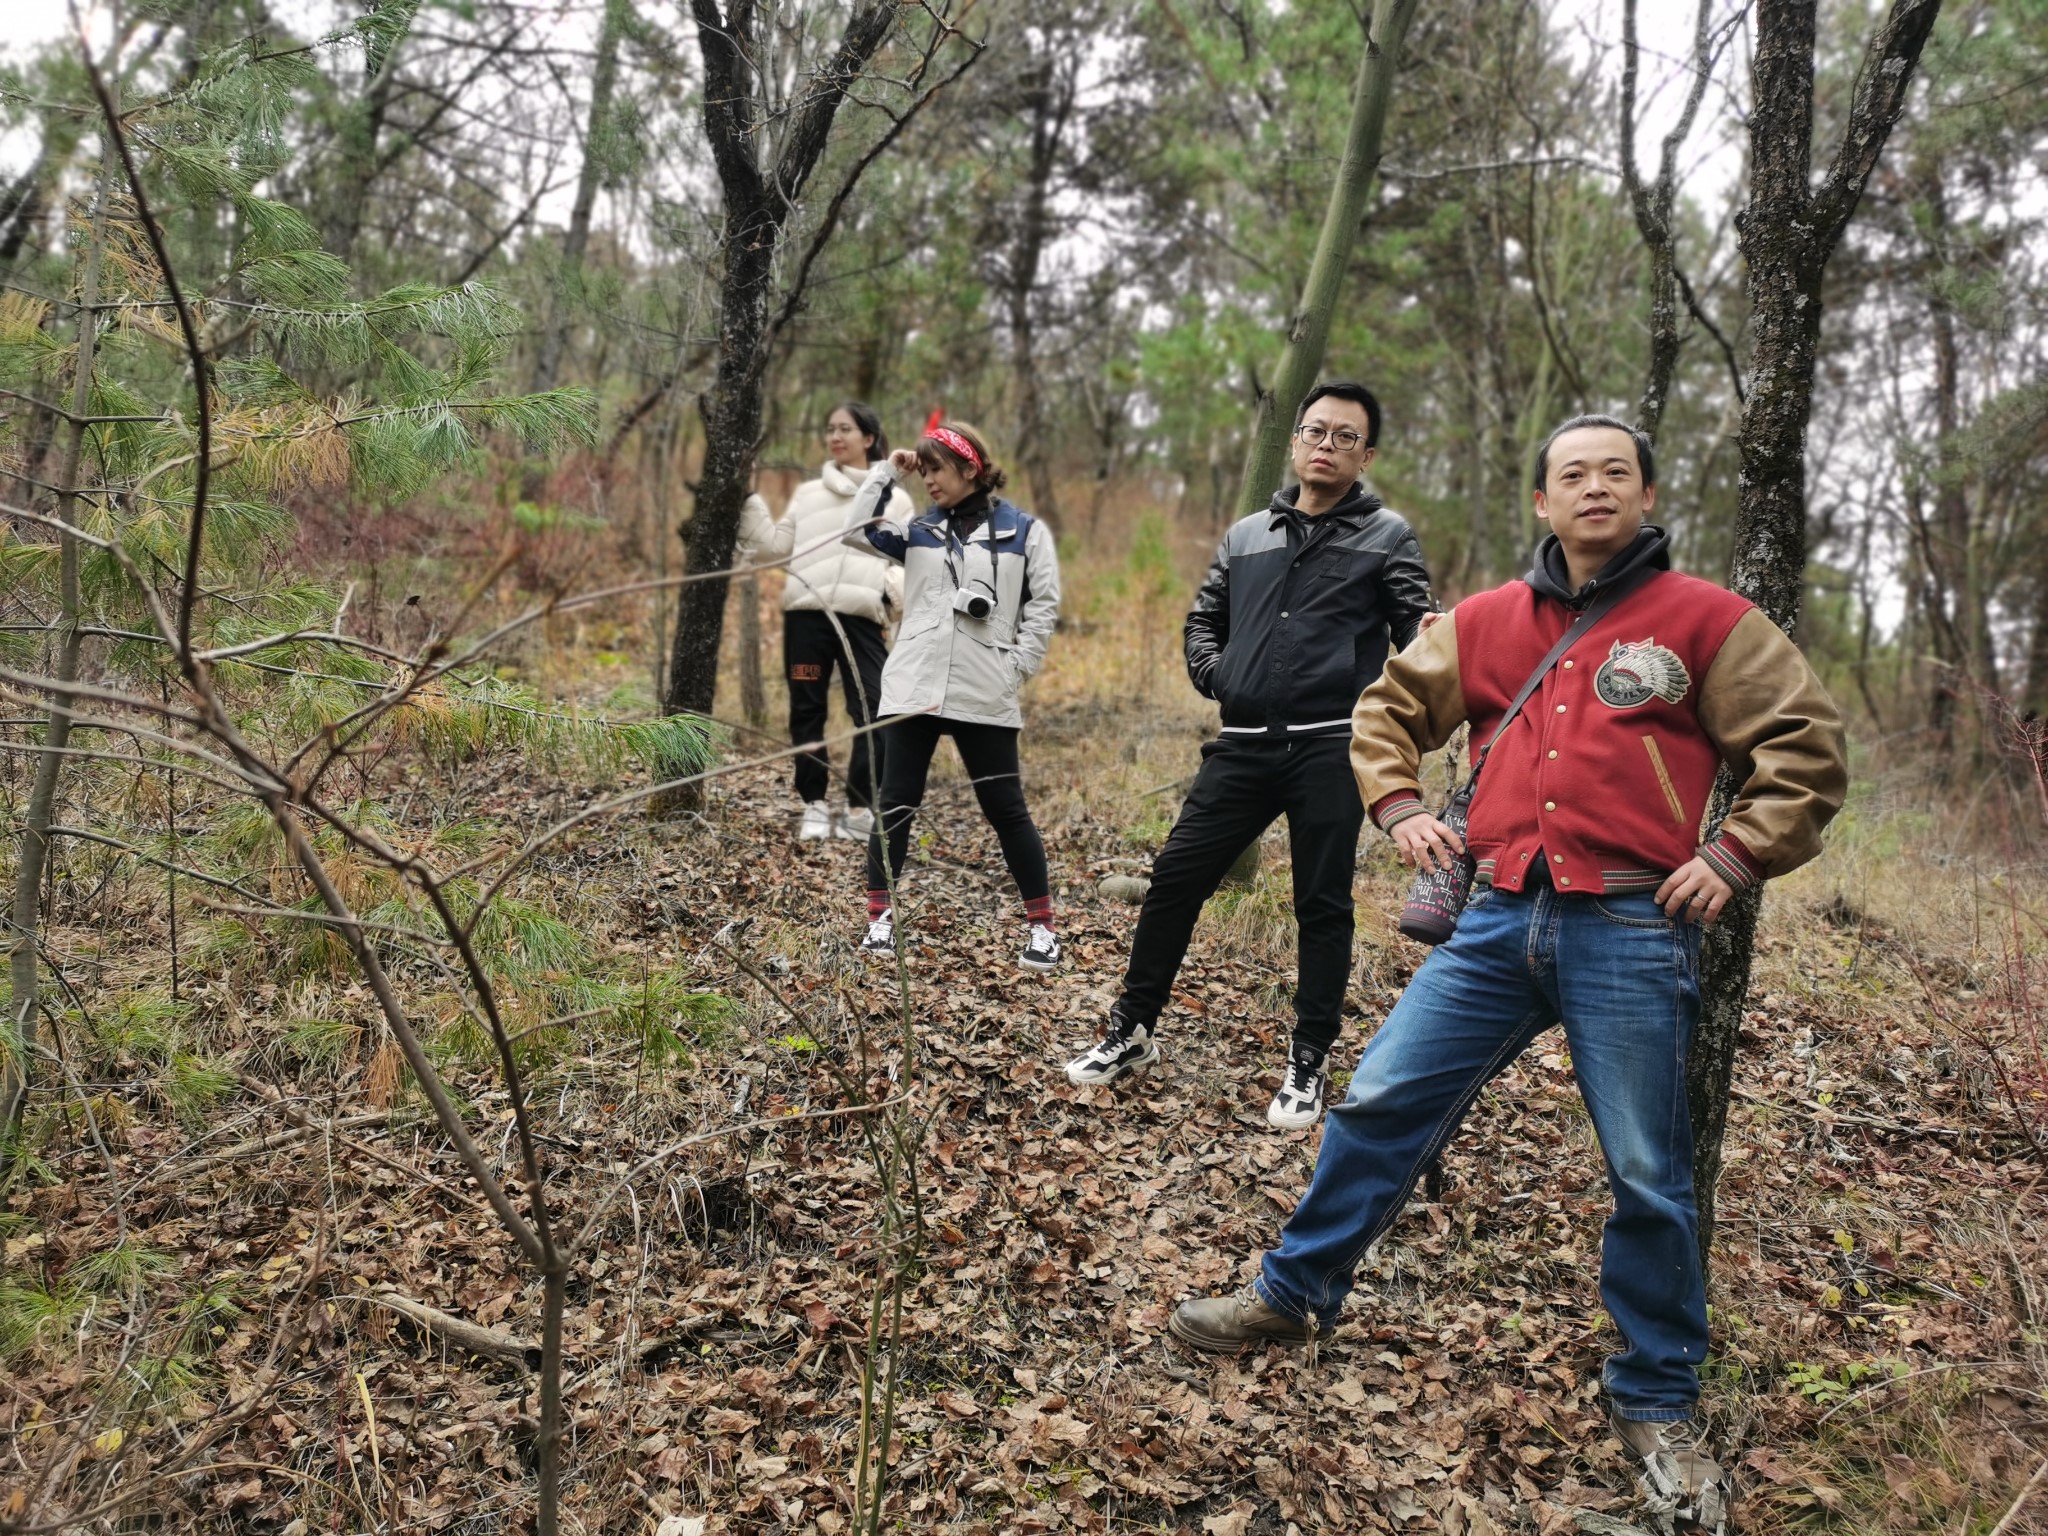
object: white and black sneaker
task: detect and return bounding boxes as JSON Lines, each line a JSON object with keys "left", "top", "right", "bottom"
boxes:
{"left": 1019, "top": 923, "right": 1062, "bottom": 972}
{"left": 799, "top": 801, "right": 833, "bottom": 842}
{"left": 1065, "top": 1009, "right": 1160, "bottom": 1086}
{"left": 860, "top": 909, "right": 895, "bottom": 957}
{"left": 1267, "top": 1043, "right": 1328, "bottom": 1130}
{"left": 835, "top": 806, "right": 876, "bottom": 842}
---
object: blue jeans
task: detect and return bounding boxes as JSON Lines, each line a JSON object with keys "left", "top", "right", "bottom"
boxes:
{"left": 1256, "top": 876, "right": 1708, "bottom": 1420}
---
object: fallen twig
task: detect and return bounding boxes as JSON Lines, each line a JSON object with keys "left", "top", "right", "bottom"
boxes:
{"left": 1988, "top": 1455, "right": 2048, "bottom": 1536}
{"left": 363, "top": 1289, "right": 542, "bottom": 1372}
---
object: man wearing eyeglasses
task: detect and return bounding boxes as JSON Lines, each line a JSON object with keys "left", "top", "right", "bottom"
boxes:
{"left": 1066, "top": 381, "right": 1433, "bottom": 1128}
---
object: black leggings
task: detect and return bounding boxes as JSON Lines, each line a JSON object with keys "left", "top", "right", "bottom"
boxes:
{"left": 864, "top": 715, "right": 1050, "bottom": 904}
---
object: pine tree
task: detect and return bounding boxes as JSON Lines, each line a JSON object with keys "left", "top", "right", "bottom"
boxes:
{"left": 1, "top": 12, "right": 707, "bottom": 1137}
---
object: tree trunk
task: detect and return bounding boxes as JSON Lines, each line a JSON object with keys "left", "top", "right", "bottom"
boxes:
{"left": 2, "top": 146, "right": 113, "bottom": 1140}
{"left": 661, "top": 0, "right": 902, "bottom": 719}
{"left": 1922, "top": 182, "right": 1980, "bottom": 759}
{"left": 0, "top": 159, "right": 45, "bottom": 272}
{"left": 1007, "top": 60, "right": 1072, "bottom": 525}
{"left": 738, "top": 574, "right": 769, "bottom": 729}
{"left": 1233, "top": 0, "right": 1420, "bottom": 517}
{"left": 2024, "top": 568, "right": 2048, "bottom": 721}
{"left": 531, "top": 0, "right": 625, "bottom": 398}
{"left": 1724, "top": 21, "right": 1827, "bottom": 633}
{"left": 324, "top": 1, "right": 408, "bottom": 265}
{"left": 1620, "top": 0, "right": 1718, "bottom": 440}
{"left": 665, "top": 213, "right": 776, "bottom": 718}
{"left": 1690, "top": 0, "right": 1942, "bottom": 1262}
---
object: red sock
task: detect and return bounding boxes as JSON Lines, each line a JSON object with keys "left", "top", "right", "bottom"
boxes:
{"left": 867, "top": 889, "right": 891, "bottom": 919}
{"left": 1024, "top": 896, "right": 1054, "bottom": 931}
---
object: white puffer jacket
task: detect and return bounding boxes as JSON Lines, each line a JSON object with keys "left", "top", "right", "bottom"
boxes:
{"left": 738, "top": 461, "right": 909, "bottom": 625}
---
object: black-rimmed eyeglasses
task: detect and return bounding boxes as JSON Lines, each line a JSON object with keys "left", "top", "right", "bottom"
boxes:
{"left": 1295, "top": 424, "right": 1365, "bottom": 451}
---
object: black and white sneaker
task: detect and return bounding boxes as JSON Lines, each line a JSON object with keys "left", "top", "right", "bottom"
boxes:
{"left": 860, "top": 909, "right": 895, "bottom": 957}
{"left": 1019, "top": 923, "right": 1062, "bottom": 972}
{"left": 1267, "top": 1043, "right": 1328, "bottom": 1129}
{"left": 1065, "top": 1009, "right": 1160, "bottom": 1086}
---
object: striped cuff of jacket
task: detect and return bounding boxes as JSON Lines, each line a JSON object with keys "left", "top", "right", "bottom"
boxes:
{"left": 1697, "top": 833, "right": 1764, "bottom": 892}
{"left": 1372, "top": 791, "right": 1428, "bottom": 833}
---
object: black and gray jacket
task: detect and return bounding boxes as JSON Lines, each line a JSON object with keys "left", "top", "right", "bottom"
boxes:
{"left": 1184, "top": 483, "right": 1433, "bottom": 738}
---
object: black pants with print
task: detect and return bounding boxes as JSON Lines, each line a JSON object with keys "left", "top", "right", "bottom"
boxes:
{"left": 786, "top": 609, "right": 888, "bottom": 809}
{"left": 865, "top": 715, "right": 1050, "bottom": 903}
{"left": 1116, "top": 733, "right": 1366, "bottom": 1055}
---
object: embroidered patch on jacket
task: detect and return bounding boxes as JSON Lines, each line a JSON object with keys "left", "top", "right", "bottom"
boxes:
{"left": 1594, "top": 638, "right": 1692, "bottom": 708}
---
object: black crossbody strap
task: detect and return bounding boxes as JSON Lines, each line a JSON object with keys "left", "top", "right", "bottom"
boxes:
{"left": 1467, "top": 570, "right": 1650, "bottom": 783}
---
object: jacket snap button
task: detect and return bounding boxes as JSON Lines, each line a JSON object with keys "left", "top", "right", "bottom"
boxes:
{"left": 1547, "top": 749, "right": 1558, "bottom": 760}
{"left": 1553, "top": 853, "right": 1564, "bottom": 863}
{"left": 1563, "top": 660, "right": 1574, "bottom": 669}
{"left": 1555, "top": 704, "right": 1567, "bottom": 713}
{"left": 1280, "top": 611, "right": 1289, "bottom": 618}
{"left": 1559, "top": 876, "right": 1571, "bottom": 886}
{"left": 1544, "top": 801, "right": 1556, "bottom": 811}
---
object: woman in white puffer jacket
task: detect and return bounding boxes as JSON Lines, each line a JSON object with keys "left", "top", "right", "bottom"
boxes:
{"left": 738, "top": 401, "right": 912, "bottom": 842}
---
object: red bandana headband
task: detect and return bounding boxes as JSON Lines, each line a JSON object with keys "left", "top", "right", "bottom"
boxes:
{"left": 925, "top": 425, "right": 983, "bottom": 477}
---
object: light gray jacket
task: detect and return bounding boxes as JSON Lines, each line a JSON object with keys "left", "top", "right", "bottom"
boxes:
{"left": 841, "top": 462, "right": 1061, "bottom": 728}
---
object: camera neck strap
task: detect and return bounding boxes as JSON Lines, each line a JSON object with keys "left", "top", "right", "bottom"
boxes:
{"left": 1465, "top": 567, "right": 1651, "bottom": 790}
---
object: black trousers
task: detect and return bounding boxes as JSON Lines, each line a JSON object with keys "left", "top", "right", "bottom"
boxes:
{"left": 786, "top": 609, "right": 888, "bottom": 808}
{"left": 1116, "top": 734, "right": 1366, "bottom": 1054}
{"left": 865, "top": 715, "right": 1051, "bottom": 904}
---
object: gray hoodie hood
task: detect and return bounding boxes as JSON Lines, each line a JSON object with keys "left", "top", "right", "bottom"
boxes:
{"left": 1526, "top": 524, "right": 1671, "bottom": 609}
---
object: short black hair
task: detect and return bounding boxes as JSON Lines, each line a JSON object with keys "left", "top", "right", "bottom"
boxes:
{"left": 1532, "top": 413, "right": 1656, "bottom": 490}
{"left": 835, "top": 400, "right": 888, "bottom": 462}
{"left": 1295, "top": 380, "right": 1382, "bottom": 448}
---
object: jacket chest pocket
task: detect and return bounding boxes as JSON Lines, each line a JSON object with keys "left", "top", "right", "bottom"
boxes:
{"left": 1308, "top": 546, "right": 1355, "bottom": 581}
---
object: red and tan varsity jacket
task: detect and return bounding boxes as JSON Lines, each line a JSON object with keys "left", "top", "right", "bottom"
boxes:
{"left": 1357, "top": 570, "right": 1847, "bottom": 895}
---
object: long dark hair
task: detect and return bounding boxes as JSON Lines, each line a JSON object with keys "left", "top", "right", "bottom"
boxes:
{"left": 835, "top": 400, "right": 888, "bottom": 462}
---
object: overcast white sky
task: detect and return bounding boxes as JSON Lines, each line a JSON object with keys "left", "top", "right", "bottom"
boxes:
{"left": 3, "top": 0, "right": 1749, "bottom": 204}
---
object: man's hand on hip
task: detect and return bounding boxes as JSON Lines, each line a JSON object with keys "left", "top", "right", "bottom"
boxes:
{"left": 1655, "top": 857, "right": 1736, "bottom": 924}
{"left": 1392, "top": 814, "right": 1465, "bottom": 872}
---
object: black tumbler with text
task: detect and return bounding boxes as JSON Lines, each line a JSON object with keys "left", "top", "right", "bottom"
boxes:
{"left": 1397, "top": 783, "right": 1476, "bottom": 945}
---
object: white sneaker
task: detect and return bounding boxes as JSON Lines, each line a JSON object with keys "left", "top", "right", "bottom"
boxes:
{"left": 1266, "top": 1045, "right": 1329, "bottom": 1130}
{"left": 836, "top": 806, "right": 876, "bottom": 841}
{"left": 1019, "top": 923, "right": 1062, "bottom": 972}
{"left": 860, "top": 909, "right": 895, "bottom": 957}
{"left": 1065, "top": 1010, "right": 1160, "bottom": 1086}
{"left": 798, "top": 801, "right": 832, "bottom": 841}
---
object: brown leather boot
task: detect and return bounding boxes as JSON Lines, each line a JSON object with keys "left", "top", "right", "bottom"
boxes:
{"left": 1168, "top": 1287, "right": 1312, "bottom": 1351}
{"left": 1609, "top": 1408, "right": 1732, "bottom": 1532}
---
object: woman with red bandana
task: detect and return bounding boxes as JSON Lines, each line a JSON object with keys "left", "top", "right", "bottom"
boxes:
{"left": 840, "top": 419, "right": 1063, "bottom": 971}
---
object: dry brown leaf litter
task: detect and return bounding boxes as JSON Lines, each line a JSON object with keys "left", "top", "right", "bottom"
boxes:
{"left": 3, "top": 722, "right": 2043, "bottom": 1535}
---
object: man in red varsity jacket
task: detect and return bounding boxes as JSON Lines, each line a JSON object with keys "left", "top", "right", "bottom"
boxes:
{"left": 1167, "top": 416, "right": 1847, "bottom": 1517}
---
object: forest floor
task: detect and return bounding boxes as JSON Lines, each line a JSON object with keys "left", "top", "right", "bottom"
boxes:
{"left": 4, "top": 541, "right": 2046, "bottom": 1536}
